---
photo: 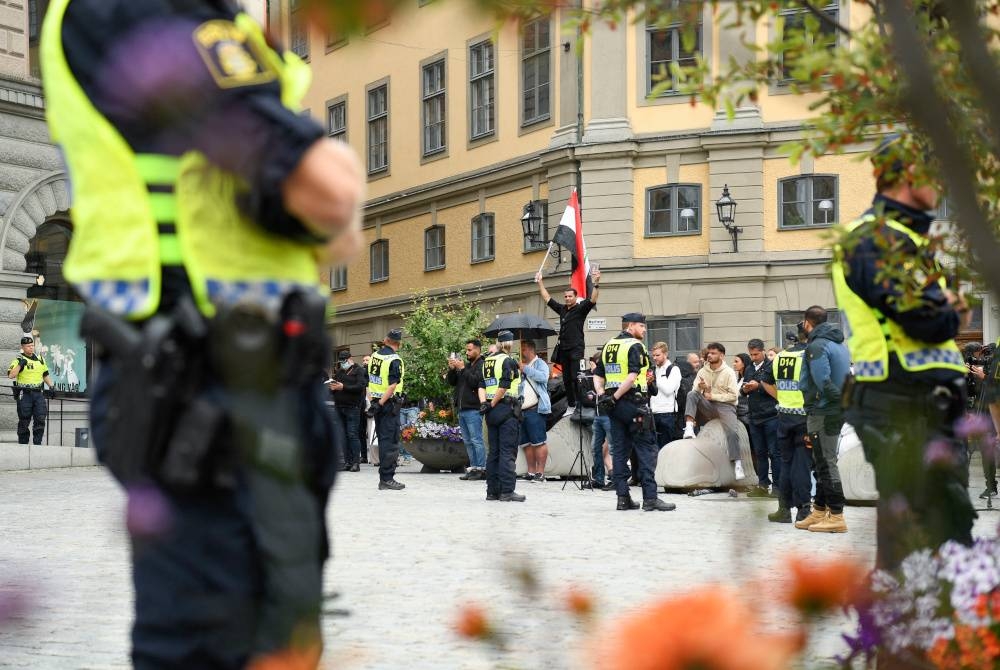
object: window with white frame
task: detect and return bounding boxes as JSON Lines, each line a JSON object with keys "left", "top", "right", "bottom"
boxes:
{"left": 469, "top": 40, "right": 495, "bottom": 140}
{"left": 646, "top": 3, "right": 702, "bottom": 95}
{"left": 367, "top": 83, "right": 389, "bottom": 174}
{"left": 422, "top": 59, "right": 446, "bottom": 156}
{"left": 646, "top": 184, "right": 701, "bottom": 236}
{"left": 289, "top": 0, "right": 309, "bottom": 59}
{"left": 646, "top": 317, "right": 702, "bottom": 360}
{"left": 471, "top": 213, "right": 495, "bottom": 263}
{"left": 327, "top": 100, "right": 346, "bottom": 141}
{"left": 779, "top": 175, "right": 838, "bottom": 228}
{"left": 330, "top": 265, "right": 347, "bottom": 291}
{"left": 370, "top": 239, "right": 389, "bottom": 282}
{"left": 779, "top": 1, "right": 839, "bottom": 81}
{"left": 521, "top": 18, "right": 551, "bottom": 125}
{"left": 424, "top": 226, "right": 445, "bottom": 270}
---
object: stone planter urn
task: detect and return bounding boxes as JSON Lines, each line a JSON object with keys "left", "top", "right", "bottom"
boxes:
{"left": 405, "top": 437, "right": 469, "bottom": 473}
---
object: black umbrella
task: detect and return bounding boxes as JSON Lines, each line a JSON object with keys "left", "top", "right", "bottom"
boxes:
{"left": 483, "top": 314, "right": 557, "bottom": 340}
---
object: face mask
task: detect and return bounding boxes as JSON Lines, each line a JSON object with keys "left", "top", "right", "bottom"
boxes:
{"left": 340, "top": 361, "right": 351, "bottom": 370}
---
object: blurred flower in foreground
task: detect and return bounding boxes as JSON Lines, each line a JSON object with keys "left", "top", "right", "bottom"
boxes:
{"left": 454, "top": 604, "right": 492, "bottom": 641}
{"left": 247, "top": 645, "right": 322, "bottom": 670}
{"left": 125, "top": 483, "right": 173, "bottom": 538}
{"left": 565, "top": 586, "right": 595, "bottom": 618}
{"left": 785, "top": 556, "right": 867, "bottom": 617}
{"left": 0, "top": 583, "right": 30, "bottom": 627}
{"left": 954, "top": 413, "right": 993, "bottom": 441}
{"left": 595, "top": 586, "right": 802, "bottom": 670}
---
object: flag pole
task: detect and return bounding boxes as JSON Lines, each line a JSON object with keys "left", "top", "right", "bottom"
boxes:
{"left": 536, "top": 242, "right": 555, "bottom": 277}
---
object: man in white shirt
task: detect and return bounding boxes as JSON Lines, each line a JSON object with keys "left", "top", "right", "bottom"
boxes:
{"left": 650, "top": 342, "right": 682, "bottom": 446}
{"left": 681, "top": 342, "right": 746, "bottom": 479}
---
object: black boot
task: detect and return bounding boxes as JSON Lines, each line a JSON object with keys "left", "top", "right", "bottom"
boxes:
{"left": 616, "top": 495, "right": 639, "bottom": 510}
{"left": 642, "top": 498, "right": 676, "bottom": 512}
{"left": 768, "top": 506, "right": 792, "bottom": 523}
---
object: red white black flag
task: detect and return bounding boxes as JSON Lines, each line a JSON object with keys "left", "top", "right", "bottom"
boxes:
{"left": 550, "top": 189, "right": 592, "bottom": 299}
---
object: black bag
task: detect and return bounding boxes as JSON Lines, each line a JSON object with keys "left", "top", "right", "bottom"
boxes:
{"left": 674, "top": 361, "right": 695, "bottom": 434}
{"left": 545, "top": 378, "right": 567, "bottom": 431}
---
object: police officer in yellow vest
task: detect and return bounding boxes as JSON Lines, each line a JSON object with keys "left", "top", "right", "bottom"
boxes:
{"left": 767, "top": 327, "right": 813, "bottom": 525}
{"left": 7, "top": 336, "right": 55, "bottom": 445}
{"left": 42, "top": 1, "right": 363, "bottom": 667}
{"left": 834, "top": 134, "right": 974, "bottom": 570}
{"left": 368, "top": 329, "right": 406, "bottom": 491}
{"left": 478, "top": 330, "right": 525, "bottom": 502}
{"left": 593, "top": 313, "right": 675, "bottom": 512}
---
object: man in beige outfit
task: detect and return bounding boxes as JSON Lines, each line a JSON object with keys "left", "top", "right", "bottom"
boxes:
{"left": 681, "top": 342, "right": 747, "bottom": 479}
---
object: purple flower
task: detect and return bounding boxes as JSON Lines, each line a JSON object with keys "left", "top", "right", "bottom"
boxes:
{"left": 954, "top": 413, "right": 994, "bottom": 440}
{"left": 923, "top": 439, "right": 957, "bottom": 468}
{"left": 0, "top": 584, "right": 30, "bottom": 627}
{"left": 126, "top": 483, "right": 173, "bottom": 538}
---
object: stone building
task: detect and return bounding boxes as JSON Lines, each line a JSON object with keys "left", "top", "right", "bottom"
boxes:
{"left": 277, "top": 1, "right": 996, "bottom": 361}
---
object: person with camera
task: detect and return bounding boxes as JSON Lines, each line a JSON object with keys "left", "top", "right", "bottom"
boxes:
{"left": 518, "top": 340, "right": 551, "bottom": 481}
{"left": 368, "top": 329, "right": 407, "bottom": 491}
{"left": 535, "top": 269, "right": 601, "bottom": 410}
{"left": 8, "top": 336, "right": 55, "bottom": 445}
{"left": 478, "top": 330, "right": 525, "bottom": 502}
{"left": 331, "top": 351, "right": 368, "bottom": 472}
{"left": 593, "top": 313, "right": 675, "bottom": 512}
{"left": 743, "top": 339, "right": 779, "bottom": 498}
{"left": 447, "top": 339, "right": 486, "bottom": 481}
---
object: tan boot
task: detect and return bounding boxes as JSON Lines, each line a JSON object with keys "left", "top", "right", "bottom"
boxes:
{"left": 809, "top": 512, "right": 848, "bottom": 533}
{"left": 794, "top": 506, "right": 828, "bottom": 530}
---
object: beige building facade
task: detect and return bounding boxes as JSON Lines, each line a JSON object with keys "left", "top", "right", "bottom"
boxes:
{"left": 285, "top": 2, "right": 995, "bottom": 359}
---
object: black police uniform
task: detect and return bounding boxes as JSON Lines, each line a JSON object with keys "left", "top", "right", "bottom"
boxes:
{"left": 774, "top": 341, "right": 812, "bottom": 517}
{"left": 58, "top": 2, "right": 338, "bottom": 667}
{"left": 10, "top": 349, "right": 51, "bottom": 445}
{"left": 843, "top": 194, "right": 974, "bottom": 569}
{"left": 594, "top": 333, "right": 661, "bottom": 504}
{"left": 479, "top": 352, "right": 521, "bottom": 499}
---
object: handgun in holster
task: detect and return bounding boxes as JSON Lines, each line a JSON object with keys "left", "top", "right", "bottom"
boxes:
{"left": 81, "top": 297, "right": 219, "bottom": 489}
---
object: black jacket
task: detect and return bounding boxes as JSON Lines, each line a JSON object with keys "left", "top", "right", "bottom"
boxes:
{"left": 446, "top": 356, "right": 484, "bottom": 410}
{"left": 332, "top": 363, "right": 367, "bottom": 407}
{"left": 742, "top": 359, "right": 778, "bottom": 424}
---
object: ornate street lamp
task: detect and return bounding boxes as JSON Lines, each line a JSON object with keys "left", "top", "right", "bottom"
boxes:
{"left": 716, "top": 184, "right": 742, "bottom": 253}
{"left": 521, "top": 201, "right": 561, "bottom": 263}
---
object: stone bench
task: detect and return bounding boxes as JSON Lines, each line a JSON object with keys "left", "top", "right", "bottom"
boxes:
{"left": 515, "top": 411, "right": 593, "bottom": 478}
{"left": 839, "top": 423, "right": 878, "bottom": 503}
{"left": 655, "top": 419, "right": 759, "bottom": 490}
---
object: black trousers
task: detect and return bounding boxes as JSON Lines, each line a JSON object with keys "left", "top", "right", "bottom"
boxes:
{"left": 374, "top": 403, "right": 400, "bottom": 482}
{"left": 776, "top": 414, "right": 811, "bottom": 510}
{"left": 557, "top": 347, "right": 584, "bottom": 406}
{"left": 16, "top": 389, "right": 47, "bottom": 445}
{"left": 847, "top": 381, "right": 975, "bottom": 570}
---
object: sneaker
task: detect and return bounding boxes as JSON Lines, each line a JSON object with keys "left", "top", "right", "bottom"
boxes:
{"left": 733, "top": 461, "right": 746, "bottom": 480}
{"left": 517, "top": 473, "right": 532, "bottom": 481}
{"left": 459, "top": 469, "right": 475, "bottom": 480}
{"left": 486, "top": 492, "right": 500, "bottom": 501}
{"left": 682, "top": 425, "right": 696, "bottom": 439}
{"left": 378, "top": 479, "right": 405, "bottom": 491}
{"left": 589, "top": 480, "right": 606, "bottom": 490}
{"left": 980, "top": 487, "right": 999, "bottom": 499}
{"left": 499, "top": 492, "right": 526, "bottom": 502}
{"left": 642, "top": 498, "right": 676, "bottom": 512}
{"left": 349, "top": 463, "right": 360, "bottom": 472}
{"left": 533, "top": 473, "right": 544, "bottom": 482}
{"left": 747, "top": 486, "right": 770, "bottom": 498}
{"left": 601, "top": 481, "right": 616, "bottom": 491}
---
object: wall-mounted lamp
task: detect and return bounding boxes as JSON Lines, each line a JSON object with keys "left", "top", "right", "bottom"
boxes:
{"left": 716, "top": 184, "right": 742, "bottom": 253}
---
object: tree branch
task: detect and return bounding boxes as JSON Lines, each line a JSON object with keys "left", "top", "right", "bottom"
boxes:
{"left": 797, "top": 0, "right": 852, "bottom": 38}
{"left": 882, "top": 0, "right": 1000, "bottom": 299}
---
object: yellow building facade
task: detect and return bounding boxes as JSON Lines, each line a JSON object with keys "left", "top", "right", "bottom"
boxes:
{"left": 275, "top": 1, "right": 989, "bottom": 358}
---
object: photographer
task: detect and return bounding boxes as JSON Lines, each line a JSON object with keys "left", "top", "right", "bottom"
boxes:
{"left": 447, "top": 339, "right": 486, "bottom": 481}
{"left": 967, "top": 342, "right": 998, "bottom": 498}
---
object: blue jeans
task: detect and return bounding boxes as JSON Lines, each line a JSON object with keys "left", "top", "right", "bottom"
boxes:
{"left": 747, "top": 416, "right": 780, "bottom": 488}
{"left": 653, "top": 412, "right": 676, "bottom": 447}
{"left": 591, "top": 415, "right": 611, "bottom": 484}
{"left": 458, "top": 409, "right": 486, "bottom": 469}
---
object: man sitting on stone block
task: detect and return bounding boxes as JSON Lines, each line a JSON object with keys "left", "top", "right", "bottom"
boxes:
{"left": 681, "top": 342, "right": 747, "bottom": 480}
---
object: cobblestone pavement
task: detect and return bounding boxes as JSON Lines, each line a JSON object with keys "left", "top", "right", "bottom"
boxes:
{"left": 2, "top": 463, "right": 999, "bottom": 669}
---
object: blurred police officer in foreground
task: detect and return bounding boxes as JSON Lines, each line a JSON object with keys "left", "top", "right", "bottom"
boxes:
{"left": 368, "top": 329, "right": 406, "bottom": 490}
{"left": 7, "top": 336, "right": 55, "bottom": 445}
{"left": 593, "top": 313, "right": 675, "bottom": 512}
{"left": 42, "top": 0, "right": 364, "bottom": 666}
{"left": 478, "top": 330, "right": 525, "bottom": 502}
{"left": 833, "top": 134, "right": 973, "bottom": 569}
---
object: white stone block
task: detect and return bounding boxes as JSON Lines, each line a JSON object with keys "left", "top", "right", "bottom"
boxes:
{"left": 0, "top": 443, "right": 28, "bottom": 470}
{"left": 29, "top": 445, "right": 72, "bottom": 469}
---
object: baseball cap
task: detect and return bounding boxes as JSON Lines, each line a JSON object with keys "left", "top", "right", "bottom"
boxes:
{"left": 496, "top": 330, "right": 514, "bottom": 343}
{"left": 386, "top": 328, "right": 402, "bottom": 342}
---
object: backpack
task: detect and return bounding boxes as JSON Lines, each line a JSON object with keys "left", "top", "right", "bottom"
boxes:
{"left": 673, "top": 358, "right": 695, "bottom": 433}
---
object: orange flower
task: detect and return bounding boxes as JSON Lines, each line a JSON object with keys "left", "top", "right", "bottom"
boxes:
{"left": 438, "top": 410, "right": 448, "bottom": 419}
{"left": 248, "top": 645, "right": 321, "bottom": 670}
{"left": 595, "top": 586, "right": 801, "bottom": 670}
{"left": 785, "top": 556, "right": 867, "bottom": 617}
{"left": 454, "top": 604, "right": 490, "bottom": 640}
{"left": 565, "top": 586, "right": 595, "bottom": 617}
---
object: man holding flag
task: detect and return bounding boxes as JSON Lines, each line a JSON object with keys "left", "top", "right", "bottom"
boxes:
{"left": 535, "top": 190, "right": 600, "bottom": 410}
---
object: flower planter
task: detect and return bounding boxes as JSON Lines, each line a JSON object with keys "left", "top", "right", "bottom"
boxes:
{"left": 405, "top": 437, "right": 469, "bottom": 473}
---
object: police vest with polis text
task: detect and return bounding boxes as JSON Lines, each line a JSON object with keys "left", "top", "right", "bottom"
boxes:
{"left": 832, "top": 214, "right": 965, "bottom": 382}
{"left": 41, "top": 3, "right": 322, "bottom": 320}
{"left": 602, "top": 335, "right": 649, "bottom": 395}
{"left": 367, "top": 351, "right": 405, "bottom": 399}
{"left": 482, "top": 353, "right": 520, "bottom": 401}
{"left": 773, "top": 348, "right": 806, "bottom": 415}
